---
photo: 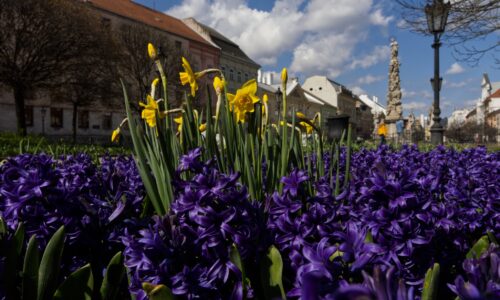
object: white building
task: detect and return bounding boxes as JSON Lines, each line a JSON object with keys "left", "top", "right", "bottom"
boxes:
{"left": 359, "top": 94, "right": 386, "bottom": 116}
{"left": 256, "top": 73, "right": 337, "bottom": 125}
{"left": 447, "top": 108, "right": 471, "bottom": 128}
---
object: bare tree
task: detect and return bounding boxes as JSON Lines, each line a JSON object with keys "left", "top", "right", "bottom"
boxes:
{"left": 395, "top": 0, "right": 500, "bottom": 66}
{"left": 0, "top": 0, "right": 119, "bottom": 136}
{"left": 115, "top": 23, "right": 187, "bottom": 108}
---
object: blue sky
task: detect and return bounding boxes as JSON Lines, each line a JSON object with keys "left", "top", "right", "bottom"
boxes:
{"left": 136, "top": 0, "right": 498, "bottom": 118}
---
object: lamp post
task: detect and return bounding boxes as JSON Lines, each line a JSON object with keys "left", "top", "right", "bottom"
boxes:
{"left": 425, "top": 0, "right": 451, "bottom": 145}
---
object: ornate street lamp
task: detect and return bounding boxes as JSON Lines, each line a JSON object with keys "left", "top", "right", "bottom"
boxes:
{"left": 425, "top": 0, "right": 451, "bottom": 145}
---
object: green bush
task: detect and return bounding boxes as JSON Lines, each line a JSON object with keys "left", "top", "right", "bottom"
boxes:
{"left": 0, "top": 133, "right": 130, "bottom": 161}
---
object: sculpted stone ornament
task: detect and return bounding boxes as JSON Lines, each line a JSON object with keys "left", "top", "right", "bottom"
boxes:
{"left": 386, "top": 38, "right": 403, "bottom": 121}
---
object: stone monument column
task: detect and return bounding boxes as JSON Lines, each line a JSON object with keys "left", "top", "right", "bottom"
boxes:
{"left": 386, "top": 38, "right": 403, "bottom": 141}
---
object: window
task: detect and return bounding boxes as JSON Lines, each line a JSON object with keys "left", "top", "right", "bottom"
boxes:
{"left": 237, "top": 71, "right": 242, "bottom": 83}
{"left": 175, "top": 40, "right": 182, "bottom": 51}
{"left": 25, "top": 106, "right": 33, "bottom": 127}
{"left": 229, "top": 69, "right": 234, "bottom": 81}
{"left": 101, "top": 17, "right": 111, "bottom": 29}
{"left": 221, "top": 66, "right": 226, "bottom": 78}
{"left": 244, "top": 73, "right": 248, "bottom": 82}
{"left": 102, "top": 114, "right": 112, "bottom": 130}
{"left": 50, "top": 108, "right": 63, "bottom": 128}
{"left": 78, "top": 110, "right": 89, "bottom": 129}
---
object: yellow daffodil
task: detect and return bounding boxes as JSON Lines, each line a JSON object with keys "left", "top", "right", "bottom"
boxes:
{"left": 227, "top": 79, "right": 259, "bottom": 123}
{"left": 299, "top": 121, "right": 313, "bottom": 134}
{"left": 148, "top": 43, "right": 158, "bottom": 60}
{"left": 179, "top": 57, "right": 204, "bottom": 97}
{"left": 296, "top": 112, "right": 316, "bottom": 134}
{"left": 199, "top": 123, "right": 207, "bottom": 132}
{"left": 139, "top": 95, "right": 159, "bottom": 127}
{"left": 213, "top": 76, "right": 225, "bottom": 95}
{"left": 281, "top": 68, "right": 288, "bottom": 85}
{"left": 111, "top": 127, "right": 120, "bottom": 142}
{"left": 296, "top": 112, "right": 307, "bottom": 119}
{"left": 174, "top": 116, "right": 183, "bottom": 132}
{"left": 262, "top": 93, "right": 269, "bottom": 116}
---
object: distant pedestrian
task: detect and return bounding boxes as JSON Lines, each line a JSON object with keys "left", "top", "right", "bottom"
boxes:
{"left": 378, "top": 119, "right": 387, "bottom": 145}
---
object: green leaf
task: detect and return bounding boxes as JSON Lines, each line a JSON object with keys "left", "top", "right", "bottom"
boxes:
{"left": 260, "top": 245, "right": 286, "bottom": 300}
{"left": 466, "top": 235, "right": 490, "bottom": 259}
{"left": 37, "top": 226, "right": 65, "bottom": 300}
{"left": 53, "top": 264, "right": 93, "bottom": 300}
{"left": 5, "top": 223, "right": 25, "bottom": 299}
{"left": 421, "top": 263, "right": 440, "bottom": 300}
{"left": 364, "top": 230, "right": 373, "bottom": 244}
{"left": 230, "top": 244, "right": 247, "bottom": 294}
{"left": 22, "top": 235, "right": 40, "bottom": 300}
{"left": 100, "top": 251, "right": 126, "bottom": 300}
{"left": 0, "top": 217, "right": 6, "bottom": 238}
{"left": 487, "top": 231, "right": 498, "bottom": 245}
{"left": 142, "top": 282, "right": 175, "bottom": 300}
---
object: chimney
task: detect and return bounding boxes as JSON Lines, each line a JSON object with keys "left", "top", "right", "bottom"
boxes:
{"left": 268, "top": 73, "right": 273, "bottom": 85}
{"left": 291, "top": 77, "right": 298, "bottom": 84}
{"left": 257, "top": 69, "right": 262, "bottom": 83}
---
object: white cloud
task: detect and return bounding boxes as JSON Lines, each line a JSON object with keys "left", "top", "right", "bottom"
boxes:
{"left": 402, "top": 88, "right": 432, "bottom": 100}
{"left": 396, "top": 19, "right": 407, "bottom": 28}
{"left": 350, "top": 45, "right": 390, "bottom": 70}
{"left": 403, "top": 101, "right": 428, "bottom": 111}
{"left": 357, "top": 74, "right": 384, "bottom": 85}
{"left": 465, "top": 98, "right": 479, "bottom": 106}
{"left": 351, "top": 86, "right": 366, "bottom": 95}
{"left": 445, "top": 62, "right": 465, "bottom": 75}
{"left": 166, "top": 0, "right": 391, "bottom": 76}
{"left": 369, "top": 9, "right": 394, "bottom": 27}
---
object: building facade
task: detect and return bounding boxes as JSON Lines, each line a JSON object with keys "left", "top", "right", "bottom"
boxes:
{"left": 183, "top": 18, "right": 260, "bottom": 94}
{"left": 302, "top": 76, "right": 373, "bottom": 138}
{"left": 256, "top": 76, "right": 337, "bottom": 127}
{"left": 0, "top": 0, "right": 221, "bottom": 140}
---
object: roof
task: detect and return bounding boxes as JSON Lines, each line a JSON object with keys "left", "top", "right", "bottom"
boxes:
{"left": 486, "top": 88, "right": 500, "bottom": 101}
{"left": 486, "top": 108, "right": 500, "bottom": 117}
{"left": 466, "top": 108, "right": 477, "bottom": 118}
{"left": 185, "top": 18, "right": 260, "bottom": 68}
{"left": 87, "top": 0, "right": 217, "bottom": 49}
{"left": 258, "top": 82, "right": 278, "bottom": 93}
{"left": 303, "top": 90, "right": 327, "bottom": 106}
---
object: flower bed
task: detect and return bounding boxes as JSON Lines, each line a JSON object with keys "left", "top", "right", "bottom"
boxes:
{"left": 1, "top": 145, "right": 498, "bottom": 299}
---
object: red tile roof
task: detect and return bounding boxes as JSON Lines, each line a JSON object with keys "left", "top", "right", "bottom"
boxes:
{"left": 87, "top": 0, "right": 217, "bottom": 49}
{"left": 487, "top": 89, "right": 500, "bottom": 100}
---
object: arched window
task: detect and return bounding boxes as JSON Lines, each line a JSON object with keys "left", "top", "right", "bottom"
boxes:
{"left": 229, "top": 69, "right": 234, "bottom": 81}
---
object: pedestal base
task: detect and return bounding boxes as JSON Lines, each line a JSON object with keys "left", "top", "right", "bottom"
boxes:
{"left": 430, "top": 126, "right": 444, "bottom": 145}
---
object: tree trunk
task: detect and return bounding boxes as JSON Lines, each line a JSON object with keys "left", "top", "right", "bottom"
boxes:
{"left": 72, "top": 102, "right": 77, "bottom": 144}
{"left": 13, "top": 86, "right": 27, "bottom": 136}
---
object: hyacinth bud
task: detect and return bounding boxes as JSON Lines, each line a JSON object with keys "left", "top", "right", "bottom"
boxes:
{"left": 148, "top": 43, "right": 158, "bottom": 60}
{"left": 152, "top": 78, "right": 160, "bottom": 87}
{"left": 281, "top": 68, "right": 288, "bottom": 85}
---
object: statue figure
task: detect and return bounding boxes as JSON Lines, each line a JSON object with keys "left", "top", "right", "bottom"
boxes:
{"left": 386, "top": 38, "right": 403, "bottom": 121}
